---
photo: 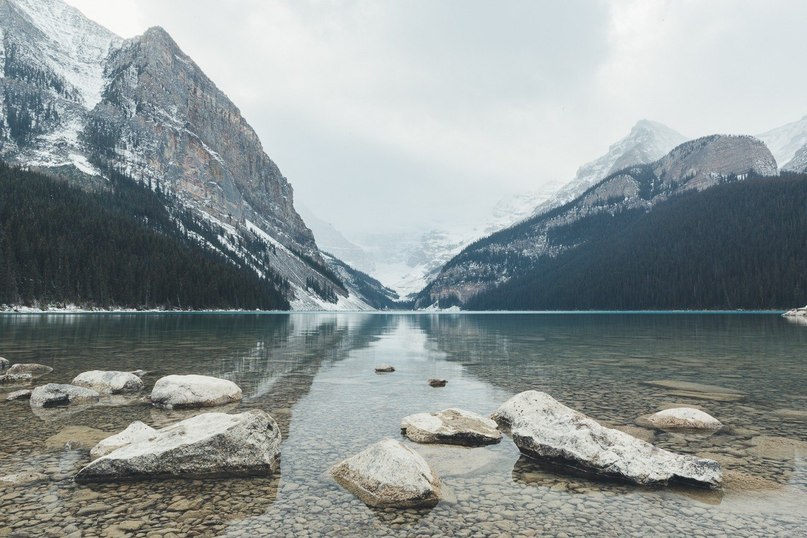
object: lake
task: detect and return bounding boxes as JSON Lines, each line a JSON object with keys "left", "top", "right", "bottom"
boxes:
{"left": 1, "top": 312, "right": 806, "bottom": 536}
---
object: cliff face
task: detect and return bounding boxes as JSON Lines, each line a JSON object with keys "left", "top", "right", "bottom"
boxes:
{"left": 0, "top": 0, "right": 379, "bottom": 309}
{"left": 419, "top": 135, "right": 778, "bottom": 307}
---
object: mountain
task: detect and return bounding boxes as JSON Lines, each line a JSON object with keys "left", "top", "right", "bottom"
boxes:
{"left": 758, "top": 115, "right": 807, "bottom": 172}
{"left": 0, "top": 0, "right": 371, "bottom": 310}
{"left": 417, "top": 135, "right": 778, "bottom": 308}
{"left": 295, "top": 204, "right": 375, "bottom": 275}
{"left": 532, "top": 120, "right": 688, "bottom": 216}
{"left": 466, "top": 172, "right": 807, "bottom": 310}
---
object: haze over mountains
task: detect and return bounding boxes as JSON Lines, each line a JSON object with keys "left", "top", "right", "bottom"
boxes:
{"left": 1, "top": 0, "right": 807, "bottom": 311}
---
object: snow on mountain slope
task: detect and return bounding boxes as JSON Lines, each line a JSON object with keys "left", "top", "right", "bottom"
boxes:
{"left": 758, "top": 115, "right": 807, "bottom": 171}
{"left": 532, "top": 120, "right": 687, "bottom": 216}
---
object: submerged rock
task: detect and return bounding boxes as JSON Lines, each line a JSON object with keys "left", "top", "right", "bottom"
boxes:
{"left": 75, "top": 410, "right": 281, "bottom": 482}
{"left": 72, "top": 370, "right": 144, "bottom": 395}
{"left": 0, "top": 471, "right": 47, "bottom": 486}
{"left": 0, "top": 363, "right": 53, "bottom": 384}
{"left": 638, "top": 408, "right": 723, "bottom": 430}
{"left": 5, "top": 389, "right": 32, "bottom": 401}
{"left": 375, "top": 364, "right": 395, "bottom": 373}
{"left": 30, "top": 384, "right": 100, "bottom": 408}
{"left": 149, "top": 374, "right": 242, "bottom": 409}
{"left": 428, "top": 379, "right": 447, "bottom": 387}
{"left": 330, "top": 438, "right": 440, "bottom": 508}
{"left": 90, "top": 421, "right": 157, "bottom": 460}
{"left": 401, "top": 408, "right": 502, "bottom": 446}
{"left": 45, "top": 425, "right": 112, "bottom": 450}
{"left": 491, "top": 391, "right": 722, "bottom": 488}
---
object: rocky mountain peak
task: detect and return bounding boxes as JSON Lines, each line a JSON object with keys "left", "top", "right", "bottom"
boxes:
{"left": 758, "top": 115, "right": 807, "bottom": 172}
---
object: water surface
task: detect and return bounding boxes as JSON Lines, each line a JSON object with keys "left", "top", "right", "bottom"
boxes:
{"left": 1, "top": 313, "right": 805, "bottom": 536}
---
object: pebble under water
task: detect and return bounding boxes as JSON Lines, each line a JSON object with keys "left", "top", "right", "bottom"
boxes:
{"left": 1, "top": 312, "right": 805, "bottom": 537}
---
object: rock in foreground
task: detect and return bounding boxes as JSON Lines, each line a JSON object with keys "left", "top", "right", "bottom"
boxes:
{"left": 72, "top": 371, "right": 144, "bottom": 394}
{"left": 75, "top": 410, "right": 281, "bottom": 482}
{"left": 401, "top": 408, "right": 501, "bottom": 446}
{"left": 30, "top": 384, "right": 100, "bottom": 408}
{"left": 331, "top": 438, "right": 441, "bottom": 508}
{"left": 640, "top": 408, "right": 722, "bottom": 430}
{"left": 491, "top": 391, "right": 722, "bottom": 488}
{"left": 150, "top": 374, "right": 242, "bottom": 409}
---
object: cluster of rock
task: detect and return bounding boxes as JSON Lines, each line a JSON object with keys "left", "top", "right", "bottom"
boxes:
{"left": 0, "top": 363, "right": 53, "bottom": 384}
{"left": 330, "top": 390, "right": 724, "bottom": 508}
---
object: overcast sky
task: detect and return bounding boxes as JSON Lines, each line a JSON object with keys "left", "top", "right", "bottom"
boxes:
{"left": 66, "top": 0, "right": 807, "bottom": 237}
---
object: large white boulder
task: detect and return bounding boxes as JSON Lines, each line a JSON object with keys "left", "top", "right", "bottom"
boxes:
{"left": 640, "top": 408, "right": 723, "bottom": 430}
{"left": 149, "top": 374, "right": 242, "bottom": 409}
{"left": 491, "top": 391, "right": 722, "bottom": 488}
{"left": 30, "top": 384, "right": 100, "bottom": 408}
{"left": 330, "top": 438, "right": 441, "bottom": 508}
{"left": 401, "top": 408, "right": 502, "bottom": 446}
{"left": 90, "top": 421, "right": 157, "bottom": 460}
{"left": 0, "top": 363, "right": 53, "bottom": 384}
{"left": 75, "top": 410, "right": 281, "bottom": 482}
{"left": 72, "top": 371, "right": 144, "bottom": 395}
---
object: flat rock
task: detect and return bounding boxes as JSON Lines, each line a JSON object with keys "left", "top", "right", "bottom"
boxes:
{"left": 5, "top": 389, "right": 32, "bottom": 401}
{"left": 428, "top": 379, "right": 447, "bottom": 387}
{"left": 375, "top": 364, "right": 395, "bottom": 373}
{"left": 149, "top": 374, "right": 242, "bottom": 409}
{"left": 643, "top": 379, "right": 743, "bottom": 395}
{"left": 90, "top": 421, "right": 157, "bottom": 460}
{"left": 413, "top": 444, "right": 508, "bottom": 477}
{"left": 45, "top": 425, "right": 111, "bottom": 450}
{"left": 72, "top": 371, "right": 144, "bottom": 395}
{"left": 638, "top": 408, "right": 722, "bottom": 430}
{"left": 401, "top": 408, "right": 502, "bottom": 446}
{"left": 746, "top": 435, "right": 807, "bottom": 460}
{"left": 75, "top": 409, "right": 281, "bottom": 482}
{"left": 491, "top": 391, "right": 722, "bottom": 488}
{"left": 330, "top": 438, "right": 441, "bottom": 508}
{"left": 771, "top": 408, "right": 807, "bottom": 421}
{"left": 0, "top": 363, "right": 53, "bottom": 384}
{"left": 0, "top": 471, "right": 47, "bottom": 486}
{"left": 666, "top": 390, "right": 745, "bottom": 402}
{"left": 30, "top": 384, "right": 100, "bottom": 408}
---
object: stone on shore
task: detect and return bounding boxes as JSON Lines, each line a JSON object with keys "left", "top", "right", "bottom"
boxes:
{"left": 5, "top": 389, "right": 32, "bottom": 401}
{"left": 375, "top": 364, "right": 395, "bottom": 373}
{"left": 401, "top": 408, "right": 502, "bottom": 446}
{"left": 330, "top": 438, "right": 441, "bottom": 508}
{"left": 30, "top": 384, "right": 100, "bottom": 408}
{"left": 72, "top": 370, "right": 144, "bottom": 395}
{"left": 0, "top": 363, "right": 53, "bottom": 384}
{"left": 149, "top": 374, "right": 242, "bottom": 409}
{"left": 638, "top": 408, "right": 723, "bottom": 430}
{"left": 90, "top": 421, "right": 157, "bottom": 460}
{"left": 428, "top": 379, "right": 447, "bottom": 387}
{"left": 75, "top": 410, "right": 281, "bottom": 482}
{"left": 491, "top": 391, "right": 722, "bottom": 488}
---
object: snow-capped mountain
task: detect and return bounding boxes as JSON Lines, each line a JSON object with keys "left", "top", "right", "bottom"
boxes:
{"left": 532, "top": 120, "right": 688, "bottom": 216}
{"left": 0, "top": 0, "right": 377, "bottom": 310}
{"left": 418, "top": 134, "right": 778, "bottom": 307}
{"left": 758, "top": 115, "right": 807, "bottom": 172}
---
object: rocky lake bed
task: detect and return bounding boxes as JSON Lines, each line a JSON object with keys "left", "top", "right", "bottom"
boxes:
{"left": 1, "top": 313, "right": 806, "bottom": 536}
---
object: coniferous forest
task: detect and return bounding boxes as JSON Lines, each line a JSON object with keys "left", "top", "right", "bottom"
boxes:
{"left": 467, "top": 173, "right": 807, "bottom": 310}
{"left": 0, "top": 162, "right": 290, "bottom": 310}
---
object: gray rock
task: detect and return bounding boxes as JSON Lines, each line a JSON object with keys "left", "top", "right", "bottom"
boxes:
{"left": 375, "top": 365, "right": 395, "bottom": 373}
{"left": 30, "top": 384, "right": 100, "bottom": 408}
{"left": 0, "top": 363, "right": 53, "bottom": 383}
{"left": 491, "top": 391, "right": 722, "bottom": 488}
{"left": 90, "top": 421, "right": 157, "bottom": 460}
{"left": 0, "top": 357, "right": 8, "bottom": 371}
{"left": 75, "top": 409, "right": 280, "bottom": 482}
{"left": 638, "top": 408, "right": 722, "bottom": 430}
{"left": 428, "top": 379, "right": 447, "bottom": 387}
{"left": 5, "top": 389, "right": 32, "bottom": 401}
{"left": 72, "top": 370, "right": 144, "bottom": 394}
{"left": 330, "top": 438, "right": 441, "bottom": 508}
{"left": 401, "top": 408, "right": 502, "bottom": 446}
{"left": 149, "top": 374, "right": 242, "bottom": 409}
{"left": 0, "top": 471, "right": 47, "bottom": 486}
